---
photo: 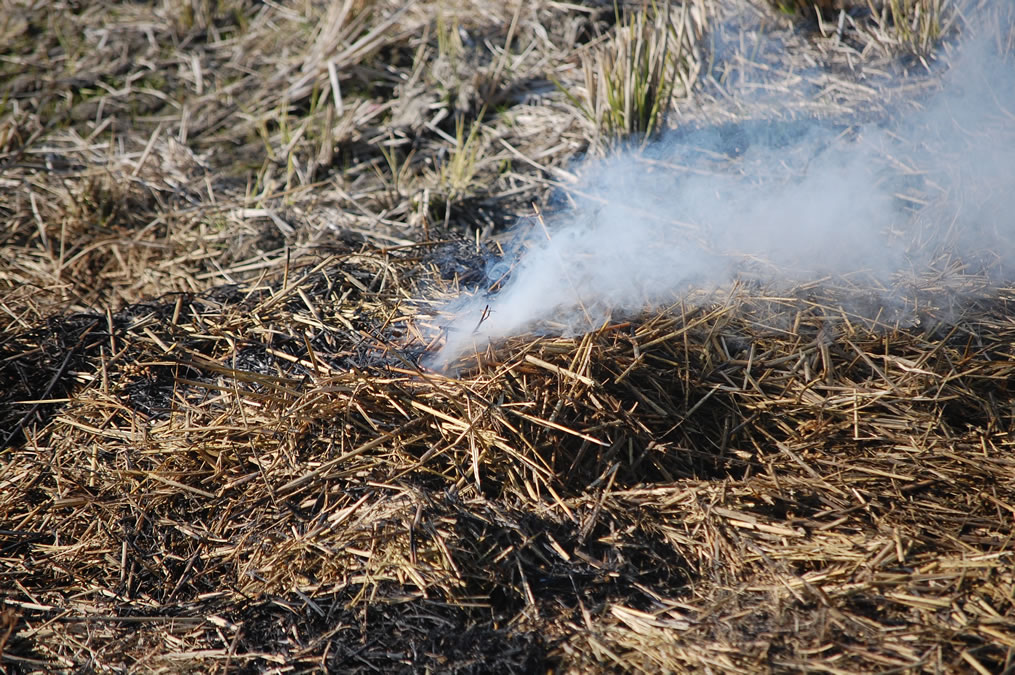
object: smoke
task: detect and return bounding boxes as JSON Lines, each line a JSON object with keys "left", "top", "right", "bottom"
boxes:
{"left": 428, "top": 4, "right": 1015, "bottom": 371}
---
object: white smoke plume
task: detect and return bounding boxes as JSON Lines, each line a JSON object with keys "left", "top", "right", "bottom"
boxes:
{"left": 428, "top": 5, "right": 1015, "bottom": 371}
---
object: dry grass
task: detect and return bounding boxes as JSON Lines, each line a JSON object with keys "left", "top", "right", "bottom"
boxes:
{"left": 2, "top": 0, "right": 1014, "bottom": 673}
{"left": 573, "top": 1, "right": 708, "bottom": 148}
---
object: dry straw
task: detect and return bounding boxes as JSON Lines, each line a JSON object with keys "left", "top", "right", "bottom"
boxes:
{"left": 2, "top": 0, "right": 1013, "bottom": 672}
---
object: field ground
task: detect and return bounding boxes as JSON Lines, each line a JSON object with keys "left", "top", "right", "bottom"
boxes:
{"left": 2, "top": 0, "right": 1015, "bottom": 672}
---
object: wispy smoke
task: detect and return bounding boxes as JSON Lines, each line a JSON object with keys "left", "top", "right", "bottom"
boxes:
{"left": 429, "top": 5, "right": 1015, "bottom": 370}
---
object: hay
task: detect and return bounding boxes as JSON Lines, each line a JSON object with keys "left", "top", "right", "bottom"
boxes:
{"left": 4, "top": 243, "right": 1014, "bottom": 672}
{"left": 3, "top": 0, "right": 1015, "bottom": 672}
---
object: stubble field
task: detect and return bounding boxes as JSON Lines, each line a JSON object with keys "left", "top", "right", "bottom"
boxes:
{"left": 2, "top": 0, "right": 1015, "bottom": 672}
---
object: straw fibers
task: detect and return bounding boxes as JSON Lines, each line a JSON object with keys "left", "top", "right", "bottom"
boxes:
{"left": 2, "top": 0, "right": 1014, "bottom": 672}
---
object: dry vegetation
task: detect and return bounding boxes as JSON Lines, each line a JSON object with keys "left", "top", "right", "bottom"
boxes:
{"left": 2, "top": 0, "right": 1015, "bottom": 672}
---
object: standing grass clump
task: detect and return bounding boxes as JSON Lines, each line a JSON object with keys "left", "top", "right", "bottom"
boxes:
{"left": 881, "top": 0, "right": 950, "bottom": 55}
{"left": 760, "top": 0, "right": 952, "bottom": 61}
{"left": 440, "top": 114, "right": 485, "bottom": 203}
{"left": 863, "top": 0, "right": 955, "bottom": 58}
{"left": 576, "top": 1, "right": 705, "bottom": 146}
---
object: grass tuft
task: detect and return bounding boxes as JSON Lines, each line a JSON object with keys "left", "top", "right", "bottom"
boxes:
{"left": 869, "top": 0, "right": 954, "bottom": 57}
{"left": 440, "top": 113, "right": 485, "bottom": 203}
{"left": 575, "top": 1, "right": 706, "bottom": 147}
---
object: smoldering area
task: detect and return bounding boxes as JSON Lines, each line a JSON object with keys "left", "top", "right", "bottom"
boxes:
{"left": 429, "top": 7, "right": 1015, "bottom": 371}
